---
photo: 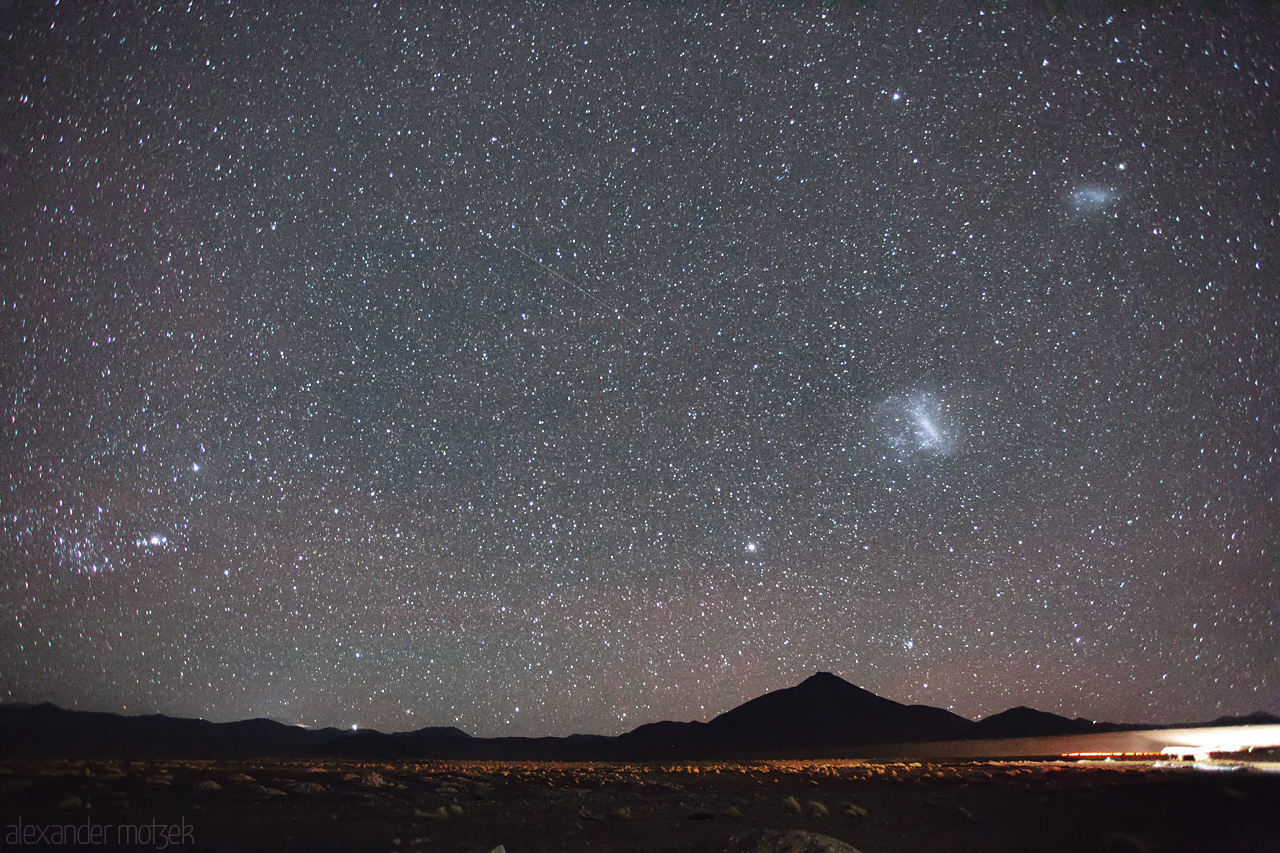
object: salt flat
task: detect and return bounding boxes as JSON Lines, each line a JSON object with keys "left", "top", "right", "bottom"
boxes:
{"left": 3, "top": 753, "right": 1277, "bottom": 852}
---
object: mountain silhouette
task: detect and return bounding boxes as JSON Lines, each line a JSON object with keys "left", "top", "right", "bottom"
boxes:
{"left": 971, "top": 706, "right": 1100, "bottom": 739}
{"left": 616, "top": 672, "right": 975, "bottom": 758}
{"left": 0, "top": 703, "right": 344, "bottom": 758}
{"left": 707, "top": 672, "right": 974, "bottom": 752}
{"left": 2, "top": 673, "right": 1272, "bottom": 761}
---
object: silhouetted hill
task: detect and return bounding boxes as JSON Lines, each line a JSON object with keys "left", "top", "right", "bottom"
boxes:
{"left": 3, "top": 674, "right": 1275, "bottom": 761}
{"left": 972, "top": 706, "right": 1100, "bottom": 739}
{"left": 0, "top": 703, "right": 345, "bottom": 758}
{"left": 702, "top": 672, "right": 974, "bottom": 757}
{"left": 406, "top": 725, "right": 472, "bottom": 739}
{"left": 614, "top": 719, "right": 710, "bottom": 759}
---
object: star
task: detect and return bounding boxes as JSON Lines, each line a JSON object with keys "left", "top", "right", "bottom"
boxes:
{"left": 1, "top": 2, "right": 1271, "bottom": 738}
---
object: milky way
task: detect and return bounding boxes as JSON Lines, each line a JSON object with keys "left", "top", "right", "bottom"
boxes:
{"left": 2, "top": 3, "right": 1277, "bottom": 737}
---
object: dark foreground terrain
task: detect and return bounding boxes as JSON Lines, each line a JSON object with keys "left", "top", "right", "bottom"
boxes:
{"left": 2, "top": 756, "right": 1276, "bottom": 853}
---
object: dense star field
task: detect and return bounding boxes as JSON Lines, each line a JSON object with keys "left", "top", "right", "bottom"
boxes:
{"left": 2, "top": 3, "right": 1277, "bottom": 739}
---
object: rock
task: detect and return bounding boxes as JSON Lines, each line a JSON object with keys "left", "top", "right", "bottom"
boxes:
{"left": 840, "top": 802, "right": 867, "bottom": 819}
{"left": 577, "top": 806, "right": 604, "bottom": 821}
{"left": 228, "top": 773, "right": 256, "bottom": 783}
{"left": 56, "top": 795, "right": 83, "bottom": 810}
{"left": 610, "top": 806, "right": 632, "bottom": 820}
{"left": 725, "top": 829, "right": 863, "bottom": 853}
{"left": 1105, "top": 833, "right": 1152, "bottom": 853}
{"left": 414, "top": 806, "right": 448, "bottom": 820}
{"left": 292, "top": 782, "right": 327, "bottom": 794}
{"left": 782, "top": 795, "right": 803, "bottom": 814}
{"left": 955, "top": 805, "right": 976, "bottom": 823}
{"left": 193, "top": 780, "right": 222, "bottom": 793}
{"left": 247, "top": 784, "right": 286, "bottom": 798}
{"left": 726, "top": 805, "right": 744, "bottom": 819}
{"left": 806, "top": 801, "right": 829, "bottom": 819}
{"left": 360, "top": 772, "right": 387, "bottom": 787}
{"left": 488, "top": 847, "right": 507, "bottom": 853}
{"left": 447, "top": 803, "right": 463, "bottom": 816}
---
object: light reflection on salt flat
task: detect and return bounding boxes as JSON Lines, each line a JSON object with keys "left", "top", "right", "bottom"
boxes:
{"left": 1153, "top": 724, "right": 1280, "bottom": 761}
{"left": 861, "top": 724, "right": 1280, "bottom": 763}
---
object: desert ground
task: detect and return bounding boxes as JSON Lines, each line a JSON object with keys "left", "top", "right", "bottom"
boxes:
{"left": 2, "top": 756, "right": 1276, "bottom": 852}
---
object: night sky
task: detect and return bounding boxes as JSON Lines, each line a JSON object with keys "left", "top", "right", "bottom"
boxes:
{"left": 3, "top": 3, "right": 1277, "bottom": 739}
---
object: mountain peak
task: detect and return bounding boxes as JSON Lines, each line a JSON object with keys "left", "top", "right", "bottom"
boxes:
{"left": 800, "top": 671, "right": 850, "bottom": 687}
{"left": 703, "top": 671, "right": 972, "bottom": 754}
{"left": 791, "top": 671, "right": 879, "bottom": 701}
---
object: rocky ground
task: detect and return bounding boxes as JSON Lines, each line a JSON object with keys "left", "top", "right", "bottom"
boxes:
{"left": 1, "top": 756, "right": 1276, "bottom": 852}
